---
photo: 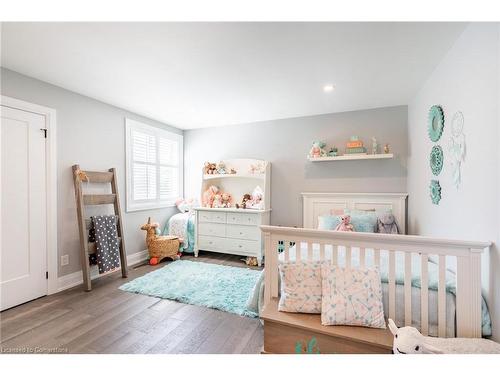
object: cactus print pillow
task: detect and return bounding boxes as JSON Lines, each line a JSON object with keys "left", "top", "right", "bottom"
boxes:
{"left": 278, "top": 261, "right": 323, "bottom": 313}
{"left": 321, "top": 264, "right": 385, "bottom": 328}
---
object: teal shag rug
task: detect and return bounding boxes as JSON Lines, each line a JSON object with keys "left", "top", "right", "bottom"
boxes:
{"left": 119, "top": 260, "right": 262, "bottom": 317}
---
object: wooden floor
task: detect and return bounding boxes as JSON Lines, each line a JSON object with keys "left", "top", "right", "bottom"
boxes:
{"left": 0, "top": 252, "right": 264, "bottom": 354}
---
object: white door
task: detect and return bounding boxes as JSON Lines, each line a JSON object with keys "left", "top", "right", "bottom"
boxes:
{"left": 1, "top": 105, "right": 47, "bottom": 311}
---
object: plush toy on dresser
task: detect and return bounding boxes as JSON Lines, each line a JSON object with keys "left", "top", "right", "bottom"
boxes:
{"left": 202, "top": 185, "right": 219, "bottom": 208}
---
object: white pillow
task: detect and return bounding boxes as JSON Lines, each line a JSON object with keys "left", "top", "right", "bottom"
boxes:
{"left": 321, "top": 264, "right": 386, "bottom": 328}
{"left": 278, "top": 261, "right": 323, "bottom": 313}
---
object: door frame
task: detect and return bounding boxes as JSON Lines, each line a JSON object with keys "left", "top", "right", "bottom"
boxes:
{"left": 1, "top": 95, "right": 58, "bottom": 295}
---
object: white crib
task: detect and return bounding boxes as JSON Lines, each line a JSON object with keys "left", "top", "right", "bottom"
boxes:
{"left": 259, "top": 193, "right": 491, "bottom": 354}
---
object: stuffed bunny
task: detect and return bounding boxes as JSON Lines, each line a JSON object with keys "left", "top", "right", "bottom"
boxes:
{"left": 388, "top": 319, "right": 500, "bottom": 354}
{"left": 377, "top": 212, "right": 399, "bottom": 234}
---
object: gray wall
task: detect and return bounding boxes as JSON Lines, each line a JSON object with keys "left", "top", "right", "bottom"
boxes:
{"left": 1, "top": 68, "right": 182, "bottom": 277}
{"left": 185, "top": 106, "right": 408, "bottom": 227}
{"left": 407, "top": 24, "right": 500, "bottom": 340}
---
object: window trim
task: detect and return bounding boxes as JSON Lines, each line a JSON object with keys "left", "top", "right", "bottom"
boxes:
{"left": 125, "top": 118, "right": 183, "bottom": 212}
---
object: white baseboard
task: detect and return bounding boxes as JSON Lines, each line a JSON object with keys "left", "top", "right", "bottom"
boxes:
{"left": 56, "top": 249, "right": 149, "bottom": 292}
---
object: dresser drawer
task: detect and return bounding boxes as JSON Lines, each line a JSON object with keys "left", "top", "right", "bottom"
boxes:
{"left": 198, "top": 222, "right": 226, "bottom": 237}
{"left": 198, "top": 210, "right": 227, "bottom": 223}
{"left": 226, "top": 224, "right": 260, "bottom": 240}
{"left": 226, "top": 238, "right": 259, "bottom": 254}
{"left": 198, "top": 235, "right": 225, "bottom": 251}
{"left": 226, "top": 212, "right": 259, "bottom": 226}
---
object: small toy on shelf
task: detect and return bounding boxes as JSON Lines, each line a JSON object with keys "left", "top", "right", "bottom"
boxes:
{"left": 221, "top": 192, "right": 232, "bottom": 208}
{"left": 249, "top": 161, "right": 266, "bottom": 174}
{"left": 309, "top": 141, "right": 327, "bottom": 158}
{"left": 371, "top": 137, "right": 378, "bottom": 154}
{"left": 202, "top": 185, "right": 219, "bottom": 207}
{"left": 328, "top": 147, "right": 338, "bottom": 157}
{"left": 230, "top": 168, "right": 237, "bottom": 174}
{"left": 216, "top": 161, "right": 227, "bottom": 174}
{"left": 204, "top": 162, "right": 217, "bottom": 175}
{"left": 334, "top": 215, "right": 354, "bottom": 232}
{"left": 236, "top": 193, "right": 252, "bottom": 209}
{"left": 384, "top": 144, "right": 390, "bottom": 154}
{"left": 345, "top": 136, "right": 366, "bottom": 154}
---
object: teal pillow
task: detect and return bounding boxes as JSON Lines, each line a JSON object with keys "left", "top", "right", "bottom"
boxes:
{"left": 344, "top": 209, "right": 378, "bottom": 233}
{"left": 317, "top": 215, "right": 341, "bottom": 230}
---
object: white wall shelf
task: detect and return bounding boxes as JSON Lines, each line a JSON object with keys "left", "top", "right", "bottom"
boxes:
{"left": 307, "top": 153, "right": 394, "bottom": 162}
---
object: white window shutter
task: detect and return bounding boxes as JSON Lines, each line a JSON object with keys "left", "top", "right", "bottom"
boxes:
{"left": 126, "top": 119, "right": 183, "bottom": 212}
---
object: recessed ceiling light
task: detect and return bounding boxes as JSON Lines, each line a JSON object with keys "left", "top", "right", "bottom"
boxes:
{"left": 323, "top": 84, "right": 335, "bottom": 93}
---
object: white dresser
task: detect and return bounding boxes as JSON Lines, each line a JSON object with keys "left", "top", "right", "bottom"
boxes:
{"left": 194, "top": 208, "right": 270, "bottom": 266}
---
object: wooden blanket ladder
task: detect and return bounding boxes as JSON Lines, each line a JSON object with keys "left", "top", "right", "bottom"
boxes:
{"left": 72, "top": 164, "right": 128, "bottom": 291}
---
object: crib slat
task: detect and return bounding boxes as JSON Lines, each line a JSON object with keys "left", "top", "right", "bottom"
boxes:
{"left": 307, "top": 241, "right": 313, "bottom": 261}
{"left": 388, "top": 250, "right": 396, "bottom": 320}
{"left": 271, "top": 239, "right": 279, "bottom": 299}
{"left": 359, "top": 247, "right": 366, "bottom": 268}
{"left": 296, "top": 241, "right": 302, "bottom": 262}
{"left": 374, "top": 248, "right": 380, "bottom": 267}
{"left": 284, "top": 241, "right": 290, "bottom": 262}
{"left": 319, "top": 243, "right": 325, "bottom": 261}
{"left": 438, "top": 255, "right": 446, "bottom": 337}
{"left": 404, "top": 252, "right": 412, "bottom": 326}
{"left": 332, "top": 245, "right": 338, "bottom": 265}
{"left": 346, "top": 246, "right": 352, "bottom": 269}
{"left": 421, "top": 253, "right": 429, "bottom": 336}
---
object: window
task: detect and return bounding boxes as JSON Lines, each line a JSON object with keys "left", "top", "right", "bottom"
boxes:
{"left": 125, "top": 118, "right": 183, "bottom": 211}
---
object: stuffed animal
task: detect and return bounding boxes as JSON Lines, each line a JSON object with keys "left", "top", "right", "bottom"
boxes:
{"left": 245, "top": 256, "right": 259, "bottom": 266}
{"left": 212, "top": 193, "right": 223, "bottom": 208}
{"left": 141, "top": 217, "right": 181, "bottom": 265}
{"left": 309, "top": 141, "right": 327, "bottom": 158}
{"left": 202, "top": 185, "right": 219, "bottom": 208}
{"left": 388, "top": 319, "right": 500, "bottom": 354}
{"left": 334, "top": 215, "right": 354, "bottom": 232}
{"left": 221, "top": 192, "right": 232, "bottom": 208}
{"left": 247, "top": 186, "right": 264, "bottom": 210}
{"left": 236, "top": 193, "right": 252, "bottom": 209}
{"left": 216, "top": 161, "right": 227, "bottom": 174}
{"left": 204, "top": 161, "right": 217, "bottom": 175}
{"left": 377, "top": 212, "right": 399, "bottom": 234}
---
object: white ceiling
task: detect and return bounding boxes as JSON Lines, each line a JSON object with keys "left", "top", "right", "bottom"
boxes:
{"left": 1, "top": 22, "right": 466, "bottom": 129}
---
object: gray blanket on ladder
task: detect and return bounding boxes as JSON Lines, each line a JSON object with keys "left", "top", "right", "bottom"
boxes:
{"left": 89, "top": 215, "right": 121, "bottom": 274}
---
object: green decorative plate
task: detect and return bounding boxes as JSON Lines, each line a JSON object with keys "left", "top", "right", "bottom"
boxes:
{"left": 428, "top": 105, "right": 444, "bottom": 142}
{"left": 430, "top": 180, "right": 441, "bottom": 205}
{"left": 430, "top": 145, "right": 443, "bottom": 176}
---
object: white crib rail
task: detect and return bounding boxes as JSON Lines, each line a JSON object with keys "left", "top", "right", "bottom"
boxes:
{"left": 261, "top": 226, "right": 490, "bottom": 338}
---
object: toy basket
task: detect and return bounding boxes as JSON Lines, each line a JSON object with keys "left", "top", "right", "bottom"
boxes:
{"left": 149, "top": 235, "right": 180, "bottom": 262}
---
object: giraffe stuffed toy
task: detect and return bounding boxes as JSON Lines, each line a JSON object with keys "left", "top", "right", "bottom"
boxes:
{"left": 141, "top": 217, "right": 181, "bottom": 265}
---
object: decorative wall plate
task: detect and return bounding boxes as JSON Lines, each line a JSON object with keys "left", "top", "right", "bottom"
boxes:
{"left": 430, "top": 180, "right": 441, "bottom": 205}
{"left": 428, "top": 105, "right": 444, "bottom": 142}
{"left": 448, "top": 111, "right": 466, "bottom": 189}
{"left": 430, "top": 145, "right": 443, "bottom": 176}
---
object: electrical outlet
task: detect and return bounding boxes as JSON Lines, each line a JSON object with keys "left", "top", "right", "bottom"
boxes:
{"left": 61, "top": 254, "right": 69, "bottom": 266}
